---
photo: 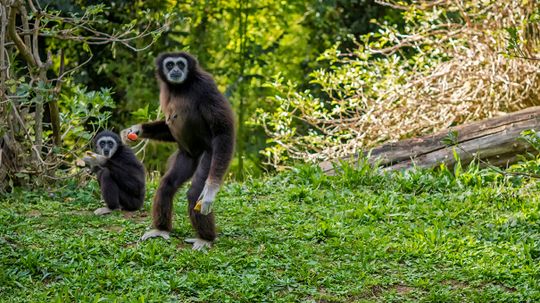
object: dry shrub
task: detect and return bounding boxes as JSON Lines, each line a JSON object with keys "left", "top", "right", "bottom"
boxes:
{"left": 259, "top": 0, "right": 540, "bottom": 167}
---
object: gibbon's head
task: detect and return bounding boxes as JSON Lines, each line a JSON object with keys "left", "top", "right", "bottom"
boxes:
{"left": 156, "top": 52, "right": 198, "bottom": 85}
{"left": 93, "top": 131, "right": 121, "bottom": 158}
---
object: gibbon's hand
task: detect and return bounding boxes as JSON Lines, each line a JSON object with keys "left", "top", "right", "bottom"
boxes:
{"left": 197, "top": 181, "right": 220, "bottom": 215}
{"left": 82, "top": 152, "right": 107, "bottom": 167}
{"left": 82, "top": 154, "right": 96, "bottom": 167}
{"left": 120, "top": 124, "right": 142, "bottom": 144}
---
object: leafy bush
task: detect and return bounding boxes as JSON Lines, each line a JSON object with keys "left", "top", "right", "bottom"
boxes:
{"left": 0, "top": 0, "right": 169, "bottom": 190}
{"left": 0, "top": 83, "right": 115, "bottom": 190}
{"left": 258, "top": 0, "right": 540, "bottom": 168}
{"left": 504, "top": 130, "right": 540, "bottom": 180}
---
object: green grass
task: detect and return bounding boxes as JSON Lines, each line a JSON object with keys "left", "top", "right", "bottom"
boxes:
{"left": 1, "top": 163, "right": 540, "bottom": 302}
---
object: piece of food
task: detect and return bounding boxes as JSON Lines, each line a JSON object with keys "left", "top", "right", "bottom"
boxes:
{"left": 75, "top": 158, "right": 86, "bottom": 167}
{"left": 194, "top": 200, "right": 202, "bottom": 212}
{"left": 127, "top": 132, "right": 138, "bottom": 141}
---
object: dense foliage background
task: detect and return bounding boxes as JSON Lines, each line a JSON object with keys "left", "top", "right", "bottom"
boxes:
{"left": 0, "top": 0, "right": 403, "bottom": 188}
{"left": 0, "top": 0, "right": 538, "bottom": 184}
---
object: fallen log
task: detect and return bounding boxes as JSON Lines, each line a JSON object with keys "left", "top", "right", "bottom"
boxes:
{"left": 320, "top": 106, "right": 540, "bottom": 174}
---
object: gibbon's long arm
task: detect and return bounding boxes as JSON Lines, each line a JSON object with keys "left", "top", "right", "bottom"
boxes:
{"left": 122, "top": 121, "right": 176, "bottom": 143}
{"left": 208, "top": 132, "right": 235, "bottom": 185}
{"left": 205, "top": 102, "right": 235, "bottom": 185}
{"left": 140, "top": 121, "right": 176, "bottom": 142}
{"left": 197, "top": 103, "right": 235, "bottom": 215}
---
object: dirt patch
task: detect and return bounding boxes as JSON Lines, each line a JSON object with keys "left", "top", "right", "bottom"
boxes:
{"left": 71, "top": 210, "right": 94, "bottom": 216}
{"left": 392, "top": 284, "right": 414, "bottom": 295}
{"left": 479, "top": 282, "right": 517, "bottom": 293}
{"left": 122, "top": 210, "right": 149, "bottom": 223}
{"left": 359, "top": 285, "right": 384, "bottom": 298}
{"left": 176, "top": 242, "right": 192, "bottom": 250}
{"left": 490, "top": 283, "right": 517, "bottom": 293}
{"left": 124, "top": 241, "right": 139, "bottom": 248}
{"left": 105, "top": 225, "right": 123, "bottom": 232}
{"left": 443, "top": 279, "right": 468, "bottom": 290}
{"left": 359, "top": 284, "right": 414, "bottom": 298}
{"left": 27, "top": 210, "right": 41, "bottom": 217}
{"left": 500, "top": 285, "right": 517, "bottom": 292}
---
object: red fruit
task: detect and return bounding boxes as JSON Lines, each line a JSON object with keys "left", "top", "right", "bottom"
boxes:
{"left": 127, "top": 132, "right": 138, "bottom": 141}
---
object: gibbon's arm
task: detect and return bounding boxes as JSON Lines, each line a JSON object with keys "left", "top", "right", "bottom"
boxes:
{"left": 207, "top": 130, "right": 235, "bottom": 184}
{"left": 122, "top": 121, "right": 176, "bottom": 143}
{"left": 140, "top": 121, "right": 176, "bottom": 141}
{"left": 197, "top": 105, "right": 235, "bottom": 215}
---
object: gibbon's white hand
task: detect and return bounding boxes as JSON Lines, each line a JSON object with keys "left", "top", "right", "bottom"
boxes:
{"left": 197, "top": 181, "right": 220, "bottom": 215}
{"left": 82, "top": 152, "right": 107, "bottom": 167}
{"left": 120, "top": 124, "right": 142, "bottom": 144}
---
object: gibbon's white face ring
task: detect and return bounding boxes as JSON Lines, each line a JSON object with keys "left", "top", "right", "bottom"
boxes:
{"left": 96, "top": 136, "right": 118, "bottom": 158}
{"left": 163, "top": 57, "right": 188, "bottom": 84}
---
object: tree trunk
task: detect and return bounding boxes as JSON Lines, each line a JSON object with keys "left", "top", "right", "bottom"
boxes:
{"left": 320, "top": 106, "right": 540, "bottom": 174}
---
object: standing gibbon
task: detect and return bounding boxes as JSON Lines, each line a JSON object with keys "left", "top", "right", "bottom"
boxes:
{"left": 121, "top": 52, "right": 235, "bottom": 250}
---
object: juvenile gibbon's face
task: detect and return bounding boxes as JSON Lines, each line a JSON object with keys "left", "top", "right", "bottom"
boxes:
{"left": 96, "top": 136, "right": 118, "bottom": 158}
{"left": 162, "top": 56, "right": 189, "bottom": 84}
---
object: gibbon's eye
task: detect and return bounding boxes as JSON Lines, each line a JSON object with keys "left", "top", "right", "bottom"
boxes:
{"left": 177, "top": 61, "right": 186, "bottom": 69}
{"left": 166, "top": 62, "right": 174, "bottom": 70}
{"left": 99, "top": 141, "right": 105, "bottom": 148}
{"left": 108, "top": 141, "right": 114, "bottom": 147}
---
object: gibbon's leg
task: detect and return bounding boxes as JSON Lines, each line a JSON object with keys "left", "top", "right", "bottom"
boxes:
{"left": 141, "top": 151, "right": 197, "bottom": 241}
{"left": 95, "top": 168, "right": 119, "bottom": 215}
{"left": 118, "top": 189, "right": 143, "bottom": 211}
{"left": 185, "top": 152, "right": 215, "bottom": 251}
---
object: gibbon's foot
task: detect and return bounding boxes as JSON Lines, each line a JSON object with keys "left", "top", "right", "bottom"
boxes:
{"left": 141, "top": 229, "right": 170, "bottom": 241}
{"left": 94, "top": 207, "right": 113, "bottom": 215}
{"left": 185, "top": 238, "right": 212, "bottom": 251}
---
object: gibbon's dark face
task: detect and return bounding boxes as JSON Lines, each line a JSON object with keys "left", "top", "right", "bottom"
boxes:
{"left": 96, "top": 135, "right": 118, "bottom": 158}
{"left": 162, "top": 56, "right": 189, "bottom": 84}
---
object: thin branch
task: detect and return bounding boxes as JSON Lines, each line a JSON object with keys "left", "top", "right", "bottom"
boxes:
{"left": 0, "top": 5, "right": 8, "bottom": 100}
{"left": 18, "top": 3, "right": 31, "bottom": 49}
{"left": 26, "top": 0, "right": 38, "bottom": 13}
{"left": 49, "top": 53, "right": 93, "bottom": 83}
{"left": 8, "top": 99, "right": 44, "bottom": 164}
{"left": 506, "top": 53, "right": 540, "bottom": 61}
{"left": 32, "top": 12, "right": 43, "bottom": 67}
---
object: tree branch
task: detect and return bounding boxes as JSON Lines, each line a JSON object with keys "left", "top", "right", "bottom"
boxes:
{"left": 0, "top": 5, "right": 8, "bottom": 101}
{"left": 7, "top": 3, "right": 36, "bottom": 68}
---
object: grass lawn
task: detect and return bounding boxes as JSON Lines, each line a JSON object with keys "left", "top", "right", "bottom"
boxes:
{"left": 1, "top": 163, "right": 540, "bottom": 302}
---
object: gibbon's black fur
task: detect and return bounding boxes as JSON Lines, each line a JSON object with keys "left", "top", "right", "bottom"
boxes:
{"left": 90, "top": 131, "right": 145, "bottom": 212}
{"left": 122, "top": 52, "right": 235, "bottom": 248}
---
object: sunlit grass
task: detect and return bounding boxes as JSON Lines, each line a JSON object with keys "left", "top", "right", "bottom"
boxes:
{"left": 1, "top": 163, "right": 540, "bottom": 302}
